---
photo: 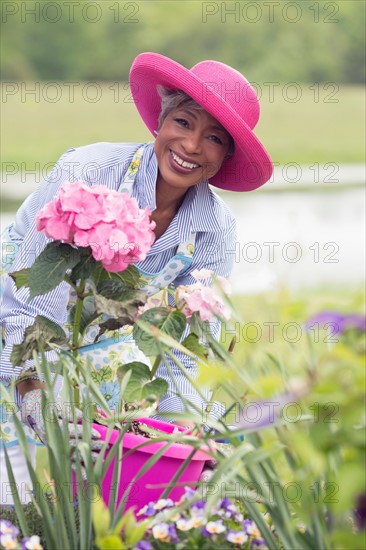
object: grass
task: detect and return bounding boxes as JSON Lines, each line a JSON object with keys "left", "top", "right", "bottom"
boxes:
{"left": 210, "top": 283, "right": 365, "bottom": 408}
{"left": 1, "top": 83, "right": 365, "bottom": 168}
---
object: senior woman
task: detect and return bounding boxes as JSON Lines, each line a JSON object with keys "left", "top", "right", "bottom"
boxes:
{"left": 0, "top": 52, "right": 273, "bottom": 504}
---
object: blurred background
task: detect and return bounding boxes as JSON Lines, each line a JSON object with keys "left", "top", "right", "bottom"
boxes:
{"left": 1, "top": 0, "right": 365, "bottom": 299}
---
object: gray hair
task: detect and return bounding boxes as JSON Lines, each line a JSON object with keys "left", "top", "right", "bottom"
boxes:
{"left": 157, "top": 85, "right": 234, "bottom": 157}
{"left": 157, "top": 85, "right": 203, "bottom": 125}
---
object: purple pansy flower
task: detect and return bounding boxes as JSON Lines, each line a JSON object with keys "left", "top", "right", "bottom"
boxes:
{"left": 304, "top": 311, "right": 366, "bottom": 335}
{"left": 220, "top": 497, "right": 233, "bottom": 510}
{"left": 183, "top": 486, "right": 196, "bottom": 500}
{"left": 168, "top": 524, "right": 179, "bottom": 543}
{"left": 192, "top": 500, "right": 206, "bottom": 510}
{"left": 235, "top": 392, "right": 298, "bottom": 433}
{"left": 251, "top": 538, "right": 267, "bottom": 549}
{"left": 0, "top": 520, "right": 19, "bottom": 538}
{"left": 355, "top": 493, "right": 366, "bottom": 530}
{"left": 137, "top": 501, "right": 156, "bottom": 517}
{"left": 135, "top": 541, "right": 152, "bottom": 550}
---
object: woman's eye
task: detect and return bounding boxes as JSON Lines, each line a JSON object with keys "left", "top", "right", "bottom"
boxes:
{"left": 209, "top": 135, "right": 223, "bottom": 145}
{"left": 174, "top": 118, "right": 188, "bottom": 127}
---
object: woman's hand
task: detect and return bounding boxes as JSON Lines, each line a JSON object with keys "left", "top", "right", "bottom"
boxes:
{"left": 174, "top": 420, "right": 195, "bottom": 432}
{"left": 20, "top": 389, "right": 103, "bottom": 457}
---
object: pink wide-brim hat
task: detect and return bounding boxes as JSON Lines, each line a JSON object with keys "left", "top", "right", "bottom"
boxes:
{"left": 129, "top": 52, "right": 273, "bottom": 192}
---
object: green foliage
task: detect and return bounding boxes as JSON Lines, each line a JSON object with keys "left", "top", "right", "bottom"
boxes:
{"left": 181, "top": 333, "right": 208, "bottom": 360}
{"left": 93, "top": 502, "right": 150, "bottom": 550}
{"left": 1, "top": 1, "right": 364, "bottom": 83}
{"left": 133, "top": 307, "right": 187, "bottom": 356}
{"left": 201, "top": 285, "right": 366, "bottom": 550}
{"left": 27, "top": 242, "right": 81, "bottom": 298}
{"left": 4, "top": 277, "right": 365, "bottom": 549}
{"left": 2, "top": 83, "right": 364, "bottom": 170}
{"left": 117, "top": 361, "right": 168, "bottom": 402}
{"left": 10, "top": 315, "right": 68, "bottom": 367}
{"left": 10, "top": 250, "right": 148, "bottom": 361}
{"left": 0, "top": 503, "right": 52, "bottom": 546}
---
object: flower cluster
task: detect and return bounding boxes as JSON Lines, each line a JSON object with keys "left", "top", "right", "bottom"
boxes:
{"left": 36, "top": 180, "right": 155, "bottom": 272}
{"left": 135, "top": 488, "right": 269, "bottom": 549}
{"left": 304, "top": 311, "right": 366, "bottom": 335}
{"left": 0, "top": 520, "right": 42, "bottom": 550}
{"left": 176, "top": 269, "right": 232, "bottom": 321}
{"left": 134, "top": 269, "right": 232, "bottom": 325}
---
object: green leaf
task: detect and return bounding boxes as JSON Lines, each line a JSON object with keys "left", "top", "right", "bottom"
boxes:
{"left": 95, "top": 536, "right": 125, "bottom": 550}
{"left": 92, "top": 497, "right": 111, "bottom": 538}
{"left": 96, "top": 279, "right": 138, "bottom": 302}
{"left": 69, "top": 295, "right": 99, "bottom": 335}
{"left": 28, "top": 241, "right": 80, "bottom": 298}
{"left": 181, "top": 333, "right": 207, "bottom": 359}
{"left": 133, "top": 307, "right": 187, "bottom": 356}
{"left": 117, "top": 361, "right": 168, "bottom": 402}
{"left": 69, "top": 246, "right": 98, "bottom": 282}
{"left": 10, "top": 315, "right": 68, "bottom": 367}
{"left": 121, "top": 509, "right": 150, "bottom": 546}
{"left": 97, "top": 317, "right": 134, "bottom": 339}
{"left": 109, "top": 265, "right": 142, "bottom": 288}
{"left": 9, "top": 267, "right": 31, "bottom": 289}
{"left": 93, "top": 286, "right": 147, "bottom": 324}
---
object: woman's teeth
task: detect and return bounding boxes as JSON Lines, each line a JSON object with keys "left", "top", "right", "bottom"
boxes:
{"left": 171, "top": 151, "right": 199, "bottom": 170}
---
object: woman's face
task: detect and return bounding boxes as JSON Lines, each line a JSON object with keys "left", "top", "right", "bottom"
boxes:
{"left": 154, "top": 106, "right": 231, "bottom": 192}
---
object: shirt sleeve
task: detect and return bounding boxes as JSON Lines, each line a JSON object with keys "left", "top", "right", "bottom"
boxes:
{"left": 1, "top": 149, "right": 75, "bottom": 382}
{"left": 0, "top": 143, "right": 138, "bottom": 383}
{"left": 155, "top": 215, "right": 237, "bottom": 425}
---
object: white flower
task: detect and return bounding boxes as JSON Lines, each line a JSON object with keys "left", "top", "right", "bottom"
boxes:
{"left": 176, "top": 518, "right": 194, "bottom": 531}
{"left": 23, "top": 536, "right": 43, "bottom": 550}
{"left": 227, "top": 531, "right": 248, "bottom": 544}
{"left": 205, "top": 520, "right": 226, "bottom": 534}
{"left": 0, "top": 534, "right": 17, "bottom": 550}
{"left": 152, "top": 523, "right": 169, "bottom": 541}
{"left": 154, "top": 498, "right": 174, "bottom": 510}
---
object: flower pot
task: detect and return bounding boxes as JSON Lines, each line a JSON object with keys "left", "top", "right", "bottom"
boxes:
{"left": 75, "top": 417, "right": 212, "bottom": 514}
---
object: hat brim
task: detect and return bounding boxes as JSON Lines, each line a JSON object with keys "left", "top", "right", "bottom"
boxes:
{"left": 130, "top": 53, "right": 273, "bottom": 191}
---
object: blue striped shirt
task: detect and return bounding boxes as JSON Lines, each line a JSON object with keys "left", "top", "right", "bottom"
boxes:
{"left": 1, "top": 142, "right": 236, "bottom": 420}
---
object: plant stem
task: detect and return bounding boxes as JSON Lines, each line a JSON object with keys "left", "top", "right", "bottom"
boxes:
{"left": 72, "top": 279, "right": 86, "bottom": 353}
{"left": 71, "top": 278, "right": 86, "bottom": 408}
{"left": 150, "top": 355, "right": 162, "bottom": 379}
{"left": 63, "top": 274, "right": 79, "bottom": 294}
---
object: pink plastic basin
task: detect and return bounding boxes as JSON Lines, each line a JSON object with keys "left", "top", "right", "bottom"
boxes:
{"left": 75, "top": 417, "right": 212, "bottom": 514}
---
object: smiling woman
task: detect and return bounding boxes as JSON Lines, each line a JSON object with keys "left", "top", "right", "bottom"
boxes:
{"left": 0, "top": 52, "right": 273, "bottom": 503}
{"left": 153, "top": 103, "right": 232, "bottom": 238}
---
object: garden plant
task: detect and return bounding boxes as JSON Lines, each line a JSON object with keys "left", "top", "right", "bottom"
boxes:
{"left": 0, "top": 181, "right": 365, "bottom": 550}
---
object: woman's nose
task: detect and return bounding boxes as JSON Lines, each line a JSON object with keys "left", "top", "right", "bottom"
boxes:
{"left": 182, "top": 131, "right": 202, "bottom": 154}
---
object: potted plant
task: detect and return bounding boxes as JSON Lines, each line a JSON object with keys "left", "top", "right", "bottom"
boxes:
{"left": 9, "top": 180, "right": 230, "bottom": 514}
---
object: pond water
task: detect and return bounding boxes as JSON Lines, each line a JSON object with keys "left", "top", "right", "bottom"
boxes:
{"left": 222, "top": 186, "right": 365, "bottom": 293}
{"left": 1, "top": 183, "right": 365, "bottom": 294}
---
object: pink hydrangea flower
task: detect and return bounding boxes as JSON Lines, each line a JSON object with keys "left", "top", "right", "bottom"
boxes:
{"left": 36, "top": 181, "right": 155, "bottom": 272}
{"left": 176, "top": 277, "right": 231, "bottom": 322}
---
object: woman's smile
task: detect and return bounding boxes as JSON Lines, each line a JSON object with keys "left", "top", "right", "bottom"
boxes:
{"left": 170, "top": 149, "right": 201, "bottom": 171}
